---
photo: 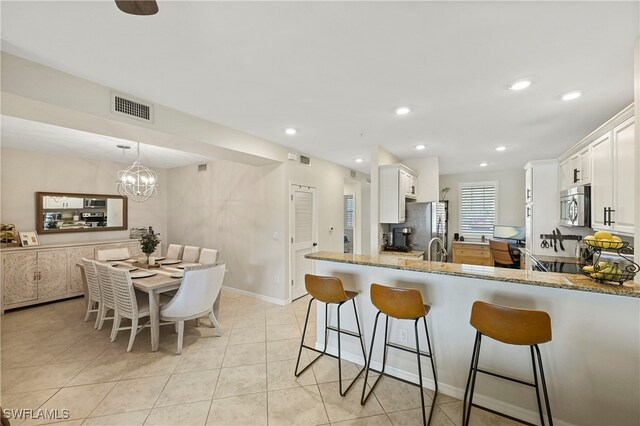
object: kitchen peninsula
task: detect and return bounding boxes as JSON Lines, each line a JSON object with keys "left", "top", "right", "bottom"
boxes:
{"left": 306, "top": 251, "right": 640, "bottom": 425}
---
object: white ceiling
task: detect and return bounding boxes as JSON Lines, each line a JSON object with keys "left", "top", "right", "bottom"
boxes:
{"left": 1, "top": 1, "right": 638, "bottom": 174}
{"left": 1, "top": 115, "right": 210, "bottom": 168}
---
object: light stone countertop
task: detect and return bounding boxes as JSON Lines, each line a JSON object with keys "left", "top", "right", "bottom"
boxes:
{"left": 306, "top": 251, "right": 640, "bottom": 299}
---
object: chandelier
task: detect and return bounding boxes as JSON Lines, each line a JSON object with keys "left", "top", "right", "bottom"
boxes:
{"left": 117, "top": 142, "right": 158, "bottom": 202}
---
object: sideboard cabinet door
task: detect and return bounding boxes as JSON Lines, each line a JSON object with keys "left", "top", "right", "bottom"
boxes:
{"left": 37, "top": 250, "right": 68, "bottom": 299}
{"left": 3, "top": 252, "right": 38, "bottom": 305}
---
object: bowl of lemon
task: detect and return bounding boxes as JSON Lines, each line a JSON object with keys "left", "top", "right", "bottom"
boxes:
{"left": 583, "top": 231, "right": 627, "bottom": 250}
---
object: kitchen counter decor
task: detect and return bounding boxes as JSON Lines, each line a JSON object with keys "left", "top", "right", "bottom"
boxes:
{"left": 581, "top": 231, "right": 639, "bottom": 285}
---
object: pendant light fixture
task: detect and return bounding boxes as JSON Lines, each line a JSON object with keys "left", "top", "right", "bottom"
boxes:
{"left": 117, "top": 142, "right": 158, "bottom": 202}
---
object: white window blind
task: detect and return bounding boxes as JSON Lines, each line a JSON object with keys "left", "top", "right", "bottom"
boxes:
{"left": 460, "top": 184, "right": 496, "bottom": 236}
{"left": 344, "top": 195, "right": 355, "bottom": 230}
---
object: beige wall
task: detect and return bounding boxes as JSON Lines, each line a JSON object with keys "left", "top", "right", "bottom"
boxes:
{"left": 439, "top": 168, "right": 525, "bottom": 249}
{"left": 0, "top": 147, "right": 167, "bottom": 247}
{"left": 166, "top": 160, "right": 286, "bottom": 301}
{"left": 166, "top": 155, "right": 370, "bottom": 303}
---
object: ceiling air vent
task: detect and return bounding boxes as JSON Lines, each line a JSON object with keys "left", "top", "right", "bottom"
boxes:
{"left": 111, "top": 93, "right": 154, "bottom": 123}
{"left": 198, "top": 164, "right": 207, "bottom": 172}
{"left": 299, "top": 155, "right": 311, "bottom": 166}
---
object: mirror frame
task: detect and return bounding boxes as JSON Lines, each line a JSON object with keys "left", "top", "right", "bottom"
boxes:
{"left": 36, "top": 191, "right": 128, "bottom": 234}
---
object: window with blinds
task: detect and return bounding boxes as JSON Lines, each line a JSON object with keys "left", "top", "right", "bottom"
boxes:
{"left": 344, "top": 195, "right": 355, "bottom": 230}
{"left": 459, "top": 183, "right": 496, "bottom": 236}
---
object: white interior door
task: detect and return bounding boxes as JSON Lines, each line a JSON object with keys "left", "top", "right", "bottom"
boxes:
{"left": 290, "top": 185, "right": 317, "bottom": 301}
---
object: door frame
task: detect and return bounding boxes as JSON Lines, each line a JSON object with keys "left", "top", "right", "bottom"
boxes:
{"left": 288, "top": 183, "right": 318, "bottom": 302}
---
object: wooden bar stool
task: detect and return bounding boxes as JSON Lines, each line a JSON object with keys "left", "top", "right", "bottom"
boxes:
{"left": 463, "top": 301, "right": 553, "bottom": 426}
{"left": 360, "top": 284, "right": 438, "bottom": 425}
{"left": 294, "top": 274, "right": 367, "bottom": 396}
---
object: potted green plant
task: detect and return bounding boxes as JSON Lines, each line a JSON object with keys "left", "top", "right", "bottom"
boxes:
{"left": 139, "top": 231, "right": 160, "bottom": 267}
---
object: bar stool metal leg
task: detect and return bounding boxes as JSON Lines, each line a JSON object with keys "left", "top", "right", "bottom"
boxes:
{"left": 295, "top": 296, "right": 367, "bottom": 397}
{"left": 463, "top": 331, "right": 482, "bottom": 426}
{"left": 534, "top": 345, "right": 554, "bottom": 426}
{"left": 531, "top": 346, "right": 545, "bottom": 426}
{"left": 361, "top": 311, "right": 438, "bottom": 426}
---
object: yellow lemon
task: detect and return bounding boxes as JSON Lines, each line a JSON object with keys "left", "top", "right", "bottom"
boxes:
{"left": 612, "top": 236, "right": 623, "bottom": 242}
{"left": 582, "top": 265, "right": 594, "bottom": 273}
{"left": 594, "top": 231, "right": 613, "bottom": 240}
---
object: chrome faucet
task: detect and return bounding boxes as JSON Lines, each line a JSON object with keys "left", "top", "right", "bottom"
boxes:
{"left": 427, "top": 237, "right": 448, "bottom": 262}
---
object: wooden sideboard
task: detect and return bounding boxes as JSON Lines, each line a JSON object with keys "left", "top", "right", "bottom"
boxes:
{"left": 451, "top": 241, "right": 493, "bottom": 266}
{"left": 1, "top": 239, "right": 145, "bottom": 313}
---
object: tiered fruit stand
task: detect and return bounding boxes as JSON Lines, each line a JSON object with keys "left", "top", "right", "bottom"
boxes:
{"left": 581, "top": 239, "right": 639, "bottom": 285}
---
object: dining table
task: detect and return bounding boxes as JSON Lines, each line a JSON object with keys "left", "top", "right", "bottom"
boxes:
{"left": 76, "top": 259, "right": 222, "bottom": 352}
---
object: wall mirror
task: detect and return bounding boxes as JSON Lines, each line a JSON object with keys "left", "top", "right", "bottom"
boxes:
{"left": 36, "top": 192, "right": 128, "bottom": 234}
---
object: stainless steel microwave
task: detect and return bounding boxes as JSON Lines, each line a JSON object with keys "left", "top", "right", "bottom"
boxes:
{"left": 559, "top": 185, "right": 590, "bottom": 227}
{"left": 84, "top": 198, "right": 107, "bottom": 208}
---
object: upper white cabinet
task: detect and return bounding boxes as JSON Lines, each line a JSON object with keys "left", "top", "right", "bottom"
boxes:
{"left": 524, "top": 160, "right": 559, "bottom": 256}
{"left": 559, "top": 147, "right": 591, "bottom": 191}
{"left": 591, "top": 133, "right": 613, "bottom": 230}
{"left": 557, "top": 104, "right": 634, "bottom": 236}
{"left": 379, "top": 164, "right": 418, "bottom": 223}
{"left": 525, "top": 165, "right": 533, "bottom": 203}
{"left": 44, "top": 196, "right": 84, "bottom": 209}
{"left": 590, "top": 117, "right": 635, "bottom": 235}
{"left": 612, "top": 117, "right": 635, "bottom": 235}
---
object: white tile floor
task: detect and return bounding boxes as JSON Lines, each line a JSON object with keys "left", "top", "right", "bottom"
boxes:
{"left": 1, "top": 291, "right": 518, "bottom": 425}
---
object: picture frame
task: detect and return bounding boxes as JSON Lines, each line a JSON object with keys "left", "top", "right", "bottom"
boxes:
{"left": 19, "top": 231, "right": 40, "bottom": 247}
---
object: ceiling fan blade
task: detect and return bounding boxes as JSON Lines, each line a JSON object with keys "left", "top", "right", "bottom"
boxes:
{"left": 115, "top": 0, "right": 159, "bottom": 16}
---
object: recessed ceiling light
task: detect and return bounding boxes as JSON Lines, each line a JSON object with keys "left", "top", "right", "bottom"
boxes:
{"left": 395, "top": 106, "right": 411, "bottom": 115}
{"left": 285, "top": 128, "right": 297, "bottom": 135}
{"left": 355, "top": 158, "right": 363, "bottom": 163}
{"left": 495, "top": 146, "right": 506, "bottom": 152}
{"left": 416, "top": 144, "right": 426, "bottom": 150}
{"left": 509, "top": 80, "right": 531, "bottom": 91}
{"left": 561, "top": 91, "right": 581, "bottom": 101}
{"left": 480, "top": 162, "right": 488, "bottom": 167}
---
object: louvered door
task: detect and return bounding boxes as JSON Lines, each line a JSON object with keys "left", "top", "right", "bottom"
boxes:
{"left": 290, "top": 185, "right": 317, "bottom": 300}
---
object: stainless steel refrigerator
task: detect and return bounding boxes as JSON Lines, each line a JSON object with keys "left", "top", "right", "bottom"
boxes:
{"left": 388, "top": 201, "right": 448, "bottom": 261}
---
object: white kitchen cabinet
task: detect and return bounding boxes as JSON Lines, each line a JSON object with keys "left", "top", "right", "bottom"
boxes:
{"left": 525, "top": 165, "right": 533, "bottom": 203}
{"left": 65, "top": 198, "right": 84, "bottom": 209}
{"left": 558, "top": 160, "right": 571, "bottom": 192}
{"left": 591, "top": 133, "right": 613, "bottom": 230}
{"left": 379, "top": 164, "right": 417, "bottom": 223}
{"left": 559, "top": 148, "right": 591, "bottom": 191}
{"left": 612, "top": 117, "right": 635, "bottom": 235}
{"left": 579, "top": 147, "right": 591, "bottom": 184}
{"left": 43, "top": 196, "right": 84, "bottom": 209}
{"left": 590, "top": 118, "right": 635, "bottom": 236}
{"left": 524, "top": 160, "right": 559, "bottom": 256}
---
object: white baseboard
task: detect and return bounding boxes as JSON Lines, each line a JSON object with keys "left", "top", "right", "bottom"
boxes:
{"left": 316, "top": 342, "right": 573, "bottom": 426}
{"left": 221, "top": 286, "right": 287, "bottom": 306}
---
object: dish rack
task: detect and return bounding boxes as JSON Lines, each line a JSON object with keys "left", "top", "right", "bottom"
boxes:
{"left": 580, "top": 240, "right": 638, "bottom": 285}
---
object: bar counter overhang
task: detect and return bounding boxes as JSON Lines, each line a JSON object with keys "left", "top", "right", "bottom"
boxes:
{"left": 306, "top": 251, "right": 640, "bottom": 426}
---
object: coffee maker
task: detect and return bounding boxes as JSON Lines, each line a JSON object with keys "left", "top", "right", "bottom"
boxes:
{"left": 387, "top": 227, "right": 412, "bottom": 252}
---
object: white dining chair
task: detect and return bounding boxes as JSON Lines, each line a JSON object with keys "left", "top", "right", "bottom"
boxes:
{"left": 160, "top": 264, "right": 225, "bottom": 354}
{"left": 181, "top": 246, "right": 201, "bottom": 263}
{"left": 81, "top": 258, "right": 102, "bottom": 328}
{"left": 96, "top": 247, "right": 130, "bottom": 261}
{"left": 198, "top": 248, "right": 218, "bottom": 265}
{"left": 166, "top": 244, "right": 184, "bottom": 260}
{"left": 108, "top": 266, "right": 171, "bottom": 352}
{"left": 94, "top": 261, "right": 117, "bottom": 336}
